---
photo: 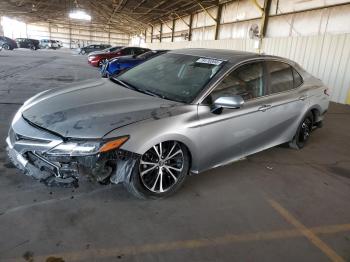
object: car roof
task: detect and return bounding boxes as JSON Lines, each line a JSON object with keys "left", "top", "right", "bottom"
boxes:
{"left": 168, "top": 48, "right": 282, "bottom": 64}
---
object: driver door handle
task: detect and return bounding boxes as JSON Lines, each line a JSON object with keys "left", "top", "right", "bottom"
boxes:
{"left": 258, "top": 104, "right": 272, "bottom": 112}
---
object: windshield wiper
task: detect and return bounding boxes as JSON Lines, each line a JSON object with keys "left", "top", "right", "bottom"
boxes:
{"left": 140, "top": 89, "right": 164, "bottom": 99}
{"left": 114, "top": 78, "right": 164, "bottom": 98}
{"left": 112, "top": 77, "right": 174, "bottom": 101}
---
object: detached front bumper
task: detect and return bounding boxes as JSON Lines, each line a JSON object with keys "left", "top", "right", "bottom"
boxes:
{"left": 5, "top": 116, "right": 78, "bottom": 185}
{"left": 6, "top": 116, "right": 140, "bottom": 187}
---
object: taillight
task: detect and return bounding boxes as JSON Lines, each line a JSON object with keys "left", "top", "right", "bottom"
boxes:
{"left": 324, "top": 88, "right": 330, "bottom": 96}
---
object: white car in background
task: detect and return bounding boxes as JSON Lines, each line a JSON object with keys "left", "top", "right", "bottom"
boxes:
{"left": 39, "top": 39, "right": 59, "bottom": 49}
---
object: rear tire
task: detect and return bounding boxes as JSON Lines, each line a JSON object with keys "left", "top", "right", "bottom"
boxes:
{"left": 124, "top": 141, "right": 190, "bottom": 199}
{"left": 289, "top": 112, "right": 313, "bottom": 149}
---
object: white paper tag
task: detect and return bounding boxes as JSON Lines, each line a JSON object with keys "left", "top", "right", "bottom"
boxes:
{"left": 196, "top": 58, "right": 223, "bottom": 65}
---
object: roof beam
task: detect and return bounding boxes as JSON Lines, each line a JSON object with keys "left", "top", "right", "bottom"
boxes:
{"left": 193, "top": 0, "right": 217, "bottom": 22}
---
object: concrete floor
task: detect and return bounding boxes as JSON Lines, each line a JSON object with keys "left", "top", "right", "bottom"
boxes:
{"left": 0, "top": 49, "right": 349, "bottom": 262}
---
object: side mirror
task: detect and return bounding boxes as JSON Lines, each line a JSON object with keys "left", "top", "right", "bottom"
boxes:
{"left": 211, "top": 95, "right": 244, "bottom": 113}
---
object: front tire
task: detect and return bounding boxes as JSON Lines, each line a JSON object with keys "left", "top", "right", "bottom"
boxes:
{"left": 289, "top": 112, "right": 313, "bottom": 149}
{"left": 98, "top": 59, "right": 108, "bottom": 67}
{"left": 3, "top": 44, "right": 10, "bottom": 50}
{"left": 124, "top": 141, "right": 190, "bottom": 199}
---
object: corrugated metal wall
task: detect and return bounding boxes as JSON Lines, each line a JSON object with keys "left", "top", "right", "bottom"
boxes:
{"left": 24, "top": 22, "right": 129, "bottom": 48}
{"left": 145, "top": 34, "right": 350, "bottom": 104}
{"left": 144, "top": 1, "right": 350, "bottom": 104}
{"left": 264, "top": 34, "right": 350, "bottom": 104}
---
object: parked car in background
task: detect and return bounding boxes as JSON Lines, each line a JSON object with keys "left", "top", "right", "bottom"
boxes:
{"left": 55, "top": 40, "right": 63, "bottom": 48}
{"left": 6, "top": 49, "right": 329, "bottom": 198}
{"left": 89, "top": 45, "right": 124, "bottom": 56}
{"left": 101, "top": 50, "right": 169, "bottom": 78}
{"left": 79, "top": 44, "right": 112, "bottom": 55}
{"left": 16, "top": 38, "right": 40, "bottom": 50}
{"left": 88, "top": 46, "right": 150, "bottom": 67}
{"left": 39, "top": 39, "right": 59, "bottom": 49}
{"left": 0, "top": 36, "right": 18, "bottom": 50}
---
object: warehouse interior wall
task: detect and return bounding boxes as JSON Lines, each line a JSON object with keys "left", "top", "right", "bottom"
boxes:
{"left": 144, "top": 0, "right": 350, "bottom": 105}
{"left": 27, "top": 22, "right": 130, "bottom": 48}
{"left": 1, "top": 17, "right": 129, "bottom": 48}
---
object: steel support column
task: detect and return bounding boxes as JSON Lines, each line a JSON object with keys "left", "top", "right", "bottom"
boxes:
{"left": 151, "top": 26, "right": 153, "bottom": 43}
{"left": 260, "top": 0, "right": 272, "bottom": 37}
{"left": 215, "top": 4, "right": 223, "bottom": 40}
{"left": 188, "top": 13, "right": 193, "bottom": 41}
{"left": 159, "top": 23, "right": 163, "bottom": 42}
{"left": 171, "top": 19, "right": 175, "bottom": 42}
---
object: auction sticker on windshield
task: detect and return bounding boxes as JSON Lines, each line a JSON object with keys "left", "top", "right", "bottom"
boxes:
{"left": 196, "top": 58, "right": 224, "bottom": 65}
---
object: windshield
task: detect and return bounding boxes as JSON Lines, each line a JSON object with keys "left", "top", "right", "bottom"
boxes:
{"left": 115, "top": 53, "right": 223, "bottom": 103}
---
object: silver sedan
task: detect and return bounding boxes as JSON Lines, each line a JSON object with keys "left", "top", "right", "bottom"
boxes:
{"left": 6, "top": 49, "right": 330, "bottom": 198}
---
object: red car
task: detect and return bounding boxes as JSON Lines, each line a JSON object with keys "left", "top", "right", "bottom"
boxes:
{"left": 88, "top": 46, "right": 150, "bottom": 67}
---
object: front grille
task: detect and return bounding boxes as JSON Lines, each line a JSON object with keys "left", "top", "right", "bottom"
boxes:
{"left": 27, "top": 152, "right": 61, "bottom": 176}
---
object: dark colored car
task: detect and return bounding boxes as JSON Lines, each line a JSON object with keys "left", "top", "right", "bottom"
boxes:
{"left": 16, "top": 38, "right": 40, "bottom": 50}
{"left": 0, "top": 36, "right": 18, "bottom": 50}
{"left": 101, "top": 50, "right": 169, "bottom": 78}
{"left": 79, "top": 44, "right": 112, "bottom": 55}
{"left": 88, "top": 46, "right": 150, "bottom": 67}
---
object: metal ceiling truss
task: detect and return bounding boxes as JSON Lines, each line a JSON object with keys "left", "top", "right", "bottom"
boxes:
{"left": 0, "top": 0, "right": 219, "bottom": 34}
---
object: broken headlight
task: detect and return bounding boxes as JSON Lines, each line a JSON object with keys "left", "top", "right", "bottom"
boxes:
{"left": 46, "top": 136, "right": 129, "bottom": 156}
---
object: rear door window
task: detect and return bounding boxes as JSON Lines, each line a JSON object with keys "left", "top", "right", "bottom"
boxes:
{"left": 292, "top": 68, "right": 303, "bottom": 88}
{"left": 267, "top": 61, "right": 294, "bottom": 94}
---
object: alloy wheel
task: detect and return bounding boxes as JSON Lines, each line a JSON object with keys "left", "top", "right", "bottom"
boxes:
{"left": 299, "top": 118, "right": 312, "bottom": 143}
{"left": 139, "top": 141, "right": 184, "bottom": 193}
{"left": 99, "top": 59, "right": 108, "bottom": 67}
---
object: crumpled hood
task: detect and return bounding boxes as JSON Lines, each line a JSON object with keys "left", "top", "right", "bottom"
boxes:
{"left": 22, "top": 79, "right": 181, "bottom": 139}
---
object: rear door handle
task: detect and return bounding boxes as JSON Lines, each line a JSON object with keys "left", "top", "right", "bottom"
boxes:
{"left": 258, "top": 104, "right": 272, "bottom": 112}
{"left": 299, "top": 95, "right": 308, "bottom": 101}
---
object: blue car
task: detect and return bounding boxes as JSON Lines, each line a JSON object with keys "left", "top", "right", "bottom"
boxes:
{"left": 100, "top": 50, "right": 168, "bottom": 78}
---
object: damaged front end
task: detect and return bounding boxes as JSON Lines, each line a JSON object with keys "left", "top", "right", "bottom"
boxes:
{"left": 6, "top": 116, "right": 139, "bottom": 188}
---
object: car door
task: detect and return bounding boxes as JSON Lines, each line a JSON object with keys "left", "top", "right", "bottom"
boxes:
{"left": 197, "top": 61, "right": 274, "bottom": 171}
{"left": 262, "top": 60, "right": 308, "bottom": 146}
